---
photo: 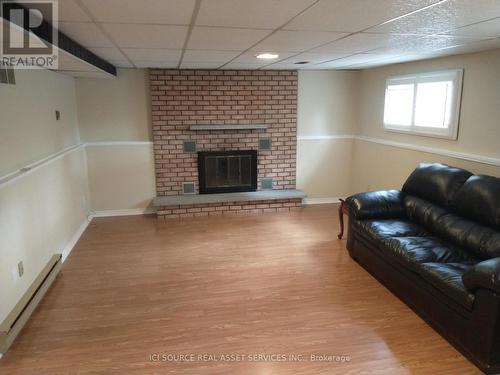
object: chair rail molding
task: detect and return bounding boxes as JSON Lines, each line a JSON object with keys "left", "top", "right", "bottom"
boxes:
{"left": 0, "top": 143, "right": 85, "bottom": 189}
{"left": 85, "top": 141, "right": 153, "bottom": 146}
{"left": 297, "top": 133, "right": 500, "bottom": 167}
{"left": 356, "top": 136, "right": 500, "bottom": 167}
{"left": 297, "top": 134, "right": 354, "bottom": 141}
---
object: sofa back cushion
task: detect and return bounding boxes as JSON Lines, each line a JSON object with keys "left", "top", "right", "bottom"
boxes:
{"left": 402, "top": 163, "right": 472, "bottom": 208}
{"left": 452, "top": 175, "right": 500, "bottom": 230}
{"left": 405, "top": 195, "right": 500, "bottom": 259}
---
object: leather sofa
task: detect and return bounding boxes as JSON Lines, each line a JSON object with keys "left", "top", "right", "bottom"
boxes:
{"left": 346, "top": 163, "right": 500, "bottom": 374}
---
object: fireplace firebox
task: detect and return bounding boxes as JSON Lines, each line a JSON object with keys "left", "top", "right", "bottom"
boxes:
{"left": 198, "top": 150, "right": 257, "bottom": 194}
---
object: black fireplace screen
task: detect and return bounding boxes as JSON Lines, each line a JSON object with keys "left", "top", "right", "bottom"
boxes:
{"left": 198, "top": 150, "right": 257, "bottom": 194}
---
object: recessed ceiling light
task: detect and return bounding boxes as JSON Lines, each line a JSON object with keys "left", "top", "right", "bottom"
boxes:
{"left": 256, "top": 53, "right": 279, "bottom": 60}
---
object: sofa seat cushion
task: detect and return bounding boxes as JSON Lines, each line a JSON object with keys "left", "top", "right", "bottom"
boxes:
{"left": 381, "top": 237, "right": 480, "bottom": 272}
{"left": 355, "top": 219, "right": 429, "bottom": 242}
{"left": 418, "top": 263, "right": 476, "bottom": 311}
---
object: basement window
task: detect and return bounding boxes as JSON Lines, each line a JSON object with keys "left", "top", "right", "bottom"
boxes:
{"left": 383, "top": 69, "right": 463, "bottom": 139}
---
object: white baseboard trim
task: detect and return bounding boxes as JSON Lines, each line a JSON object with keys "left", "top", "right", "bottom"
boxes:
{"left": 59, "top": 208, "right": 156, "bottom": 263}
{"left": 60, "top": 208, "right": 156, "bottom": 263}
{"left": 303, "top": 197, "right": 342, "bottom": 205}
{"left": 90, "top": 208, "right": 156, "bottom": 218}
{"left": 61, "top": 217, "right": 91, "bottom": 262}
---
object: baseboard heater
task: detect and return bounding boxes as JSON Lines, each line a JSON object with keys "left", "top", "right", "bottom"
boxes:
{"left": 0, "top": 254, "right": 62, "bottom": 355}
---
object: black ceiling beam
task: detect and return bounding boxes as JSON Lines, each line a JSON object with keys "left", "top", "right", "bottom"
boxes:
{"left": 1, "top": 2, "right": 116, "bottom": 76}
{"left": 57, "top": 31, "right": 117, "bottom": 76}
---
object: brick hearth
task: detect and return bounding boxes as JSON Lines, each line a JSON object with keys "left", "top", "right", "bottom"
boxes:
{"left": 149, "top": 69, "right": 300, "bottom": 219}
{"left": 156, "top": 199, "right": 303, "bottom": 219}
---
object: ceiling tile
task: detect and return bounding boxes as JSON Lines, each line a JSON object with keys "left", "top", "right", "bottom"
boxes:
{"left": 369, "top": 0, "right": 500, "bottom": 35}
{"left": 314, "top": 53, "right": 390, "bottom": 68}
{"left": 373, "top": 34, "right": 485, "bottom": 54}
{"left": 182, "top": 50, "right": 241, "bottom": 62}
{"left": 110, "top": 61, "right": 135, "bottom": 68}
{"left": 351, "top": 53, "right": 438, "bottom": 68}
{"left": 286, "top": 0, "right": 440, "bottom": 32}
{"left": 88, "top": 47, "right": 128, "bottom": 62}
{"left": 310, "top": 33, "right": 390, "bottom": 54}
{"left": 180, "top": 62, "right": 226, "bottom": 69}
{"left": 187, "top": 27, "right": 270, "bottom": 50}
{"left": 81, "top": 0, "right": 196, "bottom": 24}
{"left": 431, "top": 37, "right": 500, "bottom": 55}
{"left": 122, "top": 48, "right": 182, "bottom": 62}
{"left": 102, "top": 24, "right": 188, "bottom": 48}
{"left": 271, "top": 52, "right": 351, "bottom": 65}
{"left": 196, "top": 0, "right": 316, "bottom": 29}
{"left": 220, "top": 62, "right": 268, "bottom": 69}
{"left": 58, "top": 0, "right": 91, "bottom": 22}
{"left": 443, "top": 17, "right": 500, "bottom": 38}
{"left": 251, "top": 30, "right": 347, "bottom": 52}
{"left": 231, "top": 51, "right": 296, "bottom": 64}
{"left": 264, "top": 61, "right": 312, "bottom": 69}
{"left": 58, "top": 22, "right": 114, "bottom": 47}
{"left": 133, "top": 61, "right": 179, "bottom": 68}
{"left": 36, "top": 0, "right": 90, "bottom": 22}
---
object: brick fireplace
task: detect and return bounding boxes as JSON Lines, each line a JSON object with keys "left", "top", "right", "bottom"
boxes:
{"left": 149, "top": 69, "right": 304, "bottom": 219}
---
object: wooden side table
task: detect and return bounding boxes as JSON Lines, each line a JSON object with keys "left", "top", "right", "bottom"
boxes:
{"left": 338, "top": 198, "right": 349, "bottom": 239}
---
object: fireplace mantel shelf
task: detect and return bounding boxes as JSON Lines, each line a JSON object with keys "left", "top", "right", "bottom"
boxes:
{"left": 153, "top": 189, "right": 306, "bottom": 207}
{"left": 189, "top": 124, "right": 267, "bottom": 131}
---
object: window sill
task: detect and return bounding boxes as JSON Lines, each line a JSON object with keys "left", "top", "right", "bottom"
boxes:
{"left": 383, "top": 125, "right": 458, "bottom": 141}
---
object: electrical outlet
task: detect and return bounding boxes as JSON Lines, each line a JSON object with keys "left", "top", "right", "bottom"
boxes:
{"left": 18, "top": 261, "right": 24, "bottom": 278}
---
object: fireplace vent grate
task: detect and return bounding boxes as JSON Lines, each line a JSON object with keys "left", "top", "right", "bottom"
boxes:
{"left": 183, "top": 140, "right": 196, "bottom": 153}
{"left": 261, "top": 178, "right": 273, "bottom": 190}
{"left": 259, "top": 138, "right": 272, "bottom": 151}
{"left": 182, "top": 182, "right": 196, "bottom": 194}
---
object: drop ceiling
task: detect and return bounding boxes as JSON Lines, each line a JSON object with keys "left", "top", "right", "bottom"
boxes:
{"left": 33, "top": 0, "right": 500, "bottom": 72}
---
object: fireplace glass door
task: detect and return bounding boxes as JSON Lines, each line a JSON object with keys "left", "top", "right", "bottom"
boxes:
{"left": 198, "top": 150, "right": 257, "bottom": 194}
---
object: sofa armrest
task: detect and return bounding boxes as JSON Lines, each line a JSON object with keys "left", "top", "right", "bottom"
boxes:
{"left": 463, "top": 258, "right": 500, "bottom": 294}
{"left": 346, "top": 190, "right": 405, "bottom": 220}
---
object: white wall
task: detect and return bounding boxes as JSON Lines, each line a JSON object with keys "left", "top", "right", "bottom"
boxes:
{"left": 0, "top": 70, "right": 89, "bottom": 325}
{"left": 297, "top": 70, "right": 359, "bottom": 201}
{"left": 76, "top": 69, "right": 155, "bottom": 214}
{"left": 353, "top": 49, "right": 500, "bottom": 192}
{"left": 85, "top": 144, "right": 155, "bottom": 212}
{"left": 76, "top": 69, "right": 151, "bottom": 142}
{"left": 0, "top": 70, "right": 80, "bottom": 176}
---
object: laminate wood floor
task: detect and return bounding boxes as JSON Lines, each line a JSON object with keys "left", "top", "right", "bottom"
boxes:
{"left": 0, "top": 205, "right": 481, "bottom": 374}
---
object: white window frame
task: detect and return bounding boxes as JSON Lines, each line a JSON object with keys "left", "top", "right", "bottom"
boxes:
{"left": 383, "top": 69, "right": 464, "bottom": 140}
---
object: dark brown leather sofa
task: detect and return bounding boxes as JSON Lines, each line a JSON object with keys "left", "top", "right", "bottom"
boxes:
{"left": 346, "top": 163, "right": 500, "bottom": 374}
